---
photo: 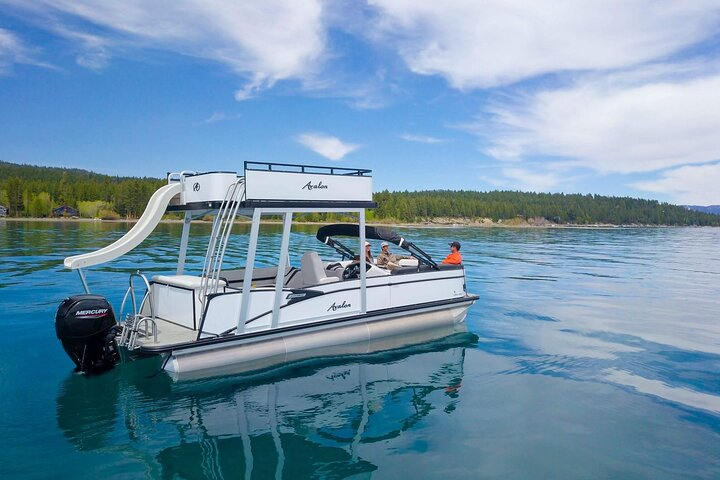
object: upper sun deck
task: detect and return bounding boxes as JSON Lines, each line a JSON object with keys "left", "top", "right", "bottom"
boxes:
{"left": 167, "top": 162, "right": 376, "bottom": 212}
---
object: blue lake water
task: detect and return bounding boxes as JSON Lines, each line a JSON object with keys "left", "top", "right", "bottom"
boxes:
{"left": 1, "top": 220, "right": 719, "bottom": 479}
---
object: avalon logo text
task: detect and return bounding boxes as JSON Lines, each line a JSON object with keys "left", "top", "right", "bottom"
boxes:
{"left": 327, "top": 300, "right": 351, "bottom": 312}
{"left": 301, "top": 180, "right": 328, "bottom": 191}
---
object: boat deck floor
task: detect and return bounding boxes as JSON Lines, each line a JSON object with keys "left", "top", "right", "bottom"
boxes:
{"left": 133, "top": 317, "right": 198, "bottom": 348}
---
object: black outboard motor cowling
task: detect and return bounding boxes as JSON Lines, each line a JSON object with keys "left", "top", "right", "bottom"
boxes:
{"left": 56, "top": 294, "right": 120, "bottom": 373}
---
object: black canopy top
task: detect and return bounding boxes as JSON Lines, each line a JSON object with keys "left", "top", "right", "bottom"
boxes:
{"left": 315, "top": 223, "right": 437, "bottom": 267}
{"left": 316, "top": 224, "right": 406, "bottom": 247}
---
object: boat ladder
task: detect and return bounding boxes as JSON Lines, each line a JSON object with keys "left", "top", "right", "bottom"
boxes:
{"left": 199, "top": 178, "right": 246, "bottom": 314}
{"left": 118, "top": 271, "right": 157, "bottom": 350}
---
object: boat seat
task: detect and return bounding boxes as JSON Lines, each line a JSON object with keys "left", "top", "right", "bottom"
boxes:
{"left": 324, "top": 262, "right": 346, "bottom": 279}
{"left": 300, "top": 252, "right": 340, "bottom": 287}
{"left": 152, "top": 275, "right": 226, "bottom": 290}
{"left": 398, "top": 258, "right": 419, "bottom": 267}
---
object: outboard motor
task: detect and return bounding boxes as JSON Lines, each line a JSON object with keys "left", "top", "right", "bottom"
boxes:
{"left": 55, "top": 294, "right": 120, "bottom": 373}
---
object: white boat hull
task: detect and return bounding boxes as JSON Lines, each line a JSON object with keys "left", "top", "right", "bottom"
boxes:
{"left": 162, "top": 298, "right": 474, "bottom": 381}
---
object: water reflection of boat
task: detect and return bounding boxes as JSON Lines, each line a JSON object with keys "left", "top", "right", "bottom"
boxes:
{"left": 57, "top": 332, "right": 476, "bottom": 478}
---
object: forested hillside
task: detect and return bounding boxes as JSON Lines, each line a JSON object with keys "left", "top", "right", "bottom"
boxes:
{"left": 0, "top": 161, "right": 164, "bottom": 219}
{"left": 1, "top": 161, "right": 718, "bottom": 226}
{"left": 371, "top": 190, "right": 720, "bottom": 226}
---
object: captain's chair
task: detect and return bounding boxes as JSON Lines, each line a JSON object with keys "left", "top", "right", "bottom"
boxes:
{"left": 301, "top": 252, "right": 340, "bottom": 287}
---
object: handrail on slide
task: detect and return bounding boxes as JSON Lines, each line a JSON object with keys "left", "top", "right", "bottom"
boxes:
{"left": 63, "top": 182, "right": 183, "bottom": 270}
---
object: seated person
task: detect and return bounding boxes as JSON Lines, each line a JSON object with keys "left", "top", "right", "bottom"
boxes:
{"left": 365, "top": 241, "right": 374, "bottom": 264}
{"left": 352, "top": 241, "right": 375, "bottom": 264}
{"left": 442, "top": 241, "right": 462, "bottom": 265}
{"left": 376, "top": 241, "right": 412, "bottom": 271}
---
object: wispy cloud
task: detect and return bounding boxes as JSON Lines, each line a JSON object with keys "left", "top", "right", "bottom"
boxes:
{"left": 478, "top": 166, "right": 563, "bottom": 192}
{"left": 296, "top": 133, "right": 360, "bottom": 161}
{"left": 500, "top": 167, "right": 561, "bottom": 192}
{"left": 632, "top": 162, "right": 720, "bottom": 205}
{"left": 50, "top": 26, "right": 111, "bottom": 71}
{"left": 367, "top": 0, "right": 720, "bottom": 89}
{"left": 203, "top": 112, "right": 241, "bottom": 124}
{"left": 0, "top": 28, "right": 23, "bottom": 74}
{"left": 400, "top": 133, "right": 446, "bottom": 144}
{"left": 0, "top": 27, "right": 56, "bottom": 74}
{"left": 1, "top": 0, "right": 326, "bottom": 98}
{"left": 475, "top": 68, "right": 720, "bottom": 175}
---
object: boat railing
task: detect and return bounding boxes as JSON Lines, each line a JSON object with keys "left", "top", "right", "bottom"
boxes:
{"left": 119, "top": 271, "right": 155, "bottom": 320}
{"left": 245, "top": 161, "right": 371, "bottom": 176}
{"left": 199, "top": 178, "right": 246, "bottom": 312}
{"left": 118, "top": 271, "right": 155, "bottom": 348}
{"left": 128, "top": 317, "right": 157, "bottom": 348}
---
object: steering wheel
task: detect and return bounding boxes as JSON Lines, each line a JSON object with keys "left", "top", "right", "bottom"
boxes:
{"left": 342, "top": 263, "right": 371, "bottom": 280}
{"left": 342, "top": 263, "right": 360, "bottom": 280}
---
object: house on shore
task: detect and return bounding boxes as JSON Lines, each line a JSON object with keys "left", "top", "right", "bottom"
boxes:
{"left": 0, "top": 205, "right": 8, "bottom": 217}
{"left": 52, "top": 206, "right": 80, "bottom": 218}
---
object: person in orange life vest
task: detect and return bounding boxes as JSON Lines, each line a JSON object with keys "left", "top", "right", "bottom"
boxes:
{"left": 442, "top": 241, "right": 462, "bottom": 265}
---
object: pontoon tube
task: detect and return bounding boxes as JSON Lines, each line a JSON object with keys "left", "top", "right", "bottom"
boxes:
{"left": 163, "top": 301, "right": 472, "bottom": 380}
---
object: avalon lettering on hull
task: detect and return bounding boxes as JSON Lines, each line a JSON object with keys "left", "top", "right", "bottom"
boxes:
{"left": 327, "top": 300, "right": 351, "bottom": 312}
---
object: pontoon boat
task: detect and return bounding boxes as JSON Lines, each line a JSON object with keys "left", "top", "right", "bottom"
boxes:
{"left": 55, "top": 162, "right": 478, "bottom": 379}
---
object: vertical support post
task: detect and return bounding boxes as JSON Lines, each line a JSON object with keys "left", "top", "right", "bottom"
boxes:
{"left": 271, "top": 212, "right": 293, "bottom": 328}
{"left": 78, "top": 268, "right": 90, "bottom": 294}
{"left": 359, "top": 208, "right": 367, "bottom": 313}
{"left": 176, "top": 211, "right": 192, "bottom": 275}
{"left": 238, "top": 209, "right": 262, "bottom": 333}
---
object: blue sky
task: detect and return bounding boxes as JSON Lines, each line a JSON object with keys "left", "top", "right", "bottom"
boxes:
{"left": 1, "top": 1, "right": 720, "bottom": 204}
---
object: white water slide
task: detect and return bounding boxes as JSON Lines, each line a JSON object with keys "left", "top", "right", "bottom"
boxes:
{"left": 64, "top": 183, "right": 183, "bottom": 270}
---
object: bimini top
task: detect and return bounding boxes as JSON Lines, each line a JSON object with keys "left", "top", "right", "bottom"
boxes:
{"left": 316, "top": 224, "right": 406, "bottom": 247}
{"left": 316, "top": 223, "right": 438, "bottom": 267}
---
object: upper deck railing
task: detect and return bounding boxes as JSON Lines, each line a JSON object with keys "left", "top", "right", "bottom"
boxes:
{"left": 244, "top": 161, "right": 372, "bottom": 176}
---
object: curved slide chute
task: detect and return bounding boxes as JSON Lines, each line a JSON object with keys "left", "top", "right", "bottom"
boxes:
{"left": 64, "top": 182, "right": 183, "bottom": 270}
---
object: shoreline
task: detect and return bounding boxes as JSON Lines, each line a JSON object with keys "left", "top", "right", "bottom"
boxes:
{"left": 0, "top": 216, "right": 694, "bottom": 229}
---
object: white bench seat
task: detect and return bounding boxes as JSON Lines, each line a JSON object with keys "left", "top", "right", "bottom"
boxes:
{"left": 152, "top": 275, "right": 226, "bottom": 290}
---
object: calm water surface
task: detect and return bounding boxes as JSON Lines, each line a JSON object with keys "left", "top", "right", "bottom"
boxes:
{"left": 1, "top": 220, "right": 719, "bottom": 479}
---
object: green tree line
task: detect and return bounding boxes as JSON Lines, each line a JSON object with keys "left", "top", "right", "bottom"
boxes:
{"left": 1, "top": 161, "right": 718, "bottom": 225}
{"left": 0, "top": 161, "right": 164, "bottom": 218}
{"left": 369, "top": 190, "right": 720, "bottom": 226}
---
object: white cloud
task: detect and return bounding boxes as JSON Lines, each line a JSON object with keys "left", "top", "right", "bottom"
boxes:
{"left": 75, "top": 46, "right": 110, "bottom": 70}
{"left": 0, "top": 27, "right": 55, "bottom": 73}
{"left": 368, "top": 0, "right": 720, "bottom": 89}
{"left": 1, "top": 0, "right": 326, "bottom": 97}
{"left": 500, "top": 167, "right": 561, "bottom": 192}
{"left": 477, "top": 69, "right": 720, "bottom": 175}
{"left": 0, "top": 28, "right": 22, "bottom": 74}
{"left": 50, "top": 26, "right": 111, "bottom": 71}
{"left": 296, "top": 133, "right": 360, "bottom": 161}
{"left": 479, "top": 167, "right": 562, "bottom": 192}
{"left": 400, "top": 133, "right": 446, "bottom": 144}
{"left": 632, "top": 162, "right": 720, "bottom": 205}
{"left": 203, "top": 112, "right": 241, "bottom": 124}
